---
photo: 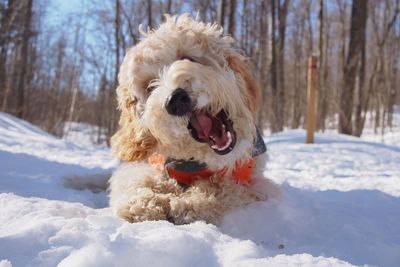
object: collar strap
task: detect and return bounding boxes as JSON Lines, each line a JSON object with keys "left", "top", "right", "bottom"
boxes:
{"left": 252, "top": 127, "right": 267, "bottom": 157}
{"left": 148, "top": 126, "right": 266, "bottom": 185}
{"left": 148, "top": 154, "right": 255, "bottom": 185}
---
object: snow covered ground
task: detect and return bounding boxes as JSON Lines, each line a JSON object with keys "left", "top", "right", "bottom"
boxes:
{"left": 63, "top": 122, "right": 108, "bottom": 147}
{"left": 0, "top": 111, "right": 399, "bottom": 267}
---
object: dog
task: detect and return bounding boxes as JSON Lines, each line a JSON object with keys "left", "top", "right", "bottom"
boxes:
{"left": 108, "top": 14, "right": 280, "bottom": 225}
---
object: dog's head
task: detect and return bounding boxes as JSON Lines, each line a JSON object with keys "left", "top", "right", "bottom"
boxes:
{"left": 111, "top": 14, "right": 261, "bottom": 170}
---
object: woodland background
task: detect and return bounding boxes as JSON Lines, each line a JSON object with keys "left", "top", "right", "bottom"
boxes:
{"left": 0, "top": 0, "right": 399, "bottom": 144}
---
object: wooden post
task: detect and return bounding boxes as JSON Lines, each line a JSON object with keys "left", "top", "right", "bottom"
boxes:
{"left": 306, "top": 56, "right": 318, "bottom": 143}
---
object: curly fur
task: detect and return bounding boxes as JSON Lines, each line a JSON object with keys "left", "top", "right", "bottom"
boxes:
{"left": 109, "top": 14, "right": 280, "bottom": 225}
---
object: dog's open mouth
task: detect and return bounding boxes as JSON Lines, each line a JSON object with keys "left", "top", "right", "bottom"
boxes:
{"left": 187, "top": 110, "right": 236, "bottom": 155}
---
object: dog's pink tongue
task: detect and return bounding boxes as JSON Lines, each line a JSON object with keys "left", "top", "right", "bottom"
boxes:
{"left": 190, "top": 112, "right": 212, "bottom": 139}
{"left": 190, "top": 112, "right": 230, "bottom": 148}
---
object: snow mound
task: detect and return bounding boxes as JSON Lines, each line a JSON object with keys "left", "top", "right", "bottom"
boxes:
{"left": 0, "top": 112, "right": 115, "bottom": 208}
{"left": 1, "top": 112, "right": 399, "bottom": 266}
{"left": 0, "top": 193, "right": 355, "bottom": 267}
{"left": 267, "top": 130, "right": 400, "bottom": 197}
{"left": 0, "top": 112, "right": 115, "bottom": 169}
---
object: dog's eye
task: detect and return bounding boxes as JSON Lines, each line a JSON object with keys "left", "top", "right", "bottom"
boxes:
{"left": 146, "top": 85, "right": 156, "bottom": 95}
{"left": 181, "top": 56, "right": 198, "bottom": 63}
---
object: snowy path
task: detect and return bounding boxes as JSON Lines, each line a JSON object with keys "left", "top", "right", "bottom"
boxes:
{"left": 0, "top": 112, "right": 399, "bottom": 267}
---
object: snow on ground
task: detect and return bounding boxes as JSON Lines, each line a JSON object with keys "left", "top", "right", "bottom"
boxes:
{"left": 63, "top": 122, "right": 108, "bottom": 147}
{"left": 324, "top": 106, "right": 400, "bottom": 147}
{"left": 0, "top": 112, "right": 116, "bottom": 208}
{"left": 354, "top": 109, "right": 400, "bottom": 146}
{"left": 266, "top": 130, "right": 400, "bottom": 197}
{"left": 0, "top": 111, "right": 399, "bottom": 267}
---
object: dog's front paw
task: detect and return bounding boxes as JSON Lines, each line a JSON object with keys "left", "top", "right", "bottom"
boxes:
{"left": 166, "top": 199, "right": 198, "bottom": 225}
{"left": 167, "top": 190, "right": 222, "bottom": 225}
{"left": 117, "top": 188, "right": 172, "bottom": 223}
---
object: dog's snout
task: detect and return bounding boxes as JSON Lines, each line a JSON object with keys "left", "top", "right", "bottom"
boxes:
{"left": 165, "top": 88, "right": 192, "bottom": 116}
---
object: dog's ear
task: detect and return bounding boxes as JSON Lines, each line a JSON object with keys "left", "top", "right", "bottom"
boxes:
{"left": 111, "top": 86, "right": 157, "bottom": 162}
{"left": 227, "top": 54, "right": 261, "bottom": 118}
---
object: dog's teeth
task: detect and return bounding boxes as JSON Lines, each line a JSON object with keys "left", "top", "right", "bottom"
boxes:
{"left": 212, "top": 133, "right": 233, "bottom": 151}
{"left": 209, "top": 131, "right": 234, "bottom": 151}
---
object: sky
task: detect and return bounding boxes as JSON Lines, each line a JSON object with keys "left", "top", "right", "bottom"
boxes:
{"left": 47, "top": 0, "right": 86, "bottom": 26}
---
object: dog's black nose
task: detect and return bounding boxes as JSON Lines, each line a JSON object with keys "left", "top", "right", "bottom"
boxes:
{"left": 165, "top": 88, "right": 192, "bottom": 116}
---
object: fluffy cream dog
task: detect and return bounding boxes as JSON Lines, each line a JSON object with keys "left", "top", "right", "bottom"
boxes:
{"left": 109, "top": 14, "right": 280, "bottom": 225}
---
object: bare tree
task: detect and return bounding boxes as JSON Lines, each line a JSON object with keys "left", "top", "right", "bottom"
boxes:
{"left": 166, "top": 0, "right": 172, "bottom": 14}
{"left": 289, "top": 0, "right": 307, "bottom": 129}
{"left": 317, "top": 0, "right": 327, "bottom": 131}
{"left": 269, "top": 0, "right": 289, "bottom": 132}
{"left": 15, "top": 0, "right": 33, "bottom": 118}
{"left": 228, "top": 0, "right": 236, "bottom": 37}
{"left": 147, "top": 0, "right": 153, "bottom": 28}
{"left": 339, "top": 0, "right": 368, "bottom": 135}
{"left": 217, "top": 0, "right": 225, "bottom": 28}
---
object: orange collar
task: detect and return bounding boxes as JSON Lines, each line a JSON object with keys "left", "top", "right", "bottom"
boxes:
{"left": 148, "top": 154, "right": 255, "bottom": 185}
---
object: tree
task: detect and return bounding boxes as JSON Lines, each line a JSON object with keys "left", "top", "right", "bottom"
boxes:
{"left": 228, "top": 0, "right": 236, "bottom": 37}
{"left": 217, "top": 0, "right": 225, "bottom": 28}
{"left": 270, "top": 0, "right": 289, "bottom": 132}
{"left": 339, "top": 0, "right": 368, "bottom": 135}
{"left": 147, "top": 0, "right": 152, "bottom": 29}
{"left": 317, "top": 0, "right": 328, "bottom": 131}
{"left": 14, "top": 0, "right": 32, "bottom": 118}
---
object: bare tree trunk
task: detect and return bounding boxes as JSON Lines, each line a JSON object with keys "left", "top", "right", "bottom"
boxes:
{"left": 269, "top": 0, "right": 279, "bottom": 132}
{"left": 291, "top": 1, "right": 306, "bottom": 129}
{"left": 147, "top": 0, "right": 153, "bottom": 29}
{"left": 66, "top": 86, "right": 78, "bottom": 132}
{"left": 388, "top": 46, "right": 398, "bottom": 128}
{"left": 228, "top": 0, "right": 236, "bottom": 37}
{"left": 353, "top": 31, "right": 366, "bottom": 137}
{"left": 166, "top": 0, "right": 172, "bottom": 14}
{"left": 0, "top": 38, "right": 9, "bottom": 104}
{"left": 269, "top": 0, "right": 289, "bottom": 132}
{"left": 108, "top": 0, "right": 122, "bottom": 143}
{"left": 97, "top": 74, "right": 107, "bottom": 144}
{"left": 317, "top": 0, "right": 327, "bottom": 131}
{"left": 306, "top": 0, "right": 314, "bottom": 54}
{"left": 279, "top": 0, "right": 289, "bottom": 106}
{"left": 218, "top": 0, "right": 226, "bottom": 28}
{"left": 240, "top": 0, "right": 247, "bottom": 50}
{"left": 15, "top": 0, "right": 33, "bottom": 118}
{"left": 1, "top": 48, "right": 18, "bottom": 112}
{"left": 115, "top": 0, "right": 120, "bottom": 90}
{"left": 339, "top": 0, "right": 368, "bottom": 135}
{"left": 257, "top": 0, "right": 268, "bottom": 128}
{"left": 0, "top": 46, "right": 8, "bottom": 104}
{"left": 0, "top": 0, "right": 16, "bottom": 103}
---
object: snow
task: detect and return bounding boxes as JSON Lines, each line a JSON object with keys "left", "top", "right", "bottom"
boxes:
{"left": 63, "top": 122, "right": 108, "bottom": 147}
{"left": 0, "top": 112, "right": 116, "bottom": 208}
{"left": 356, "top": 106, "right": 400, "bottom": 146}
{"left": 1, "top": 111, "right": 400, "bottom": 267}
{"left": 266, "top": 130, "right": 400, "bottom": 197}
